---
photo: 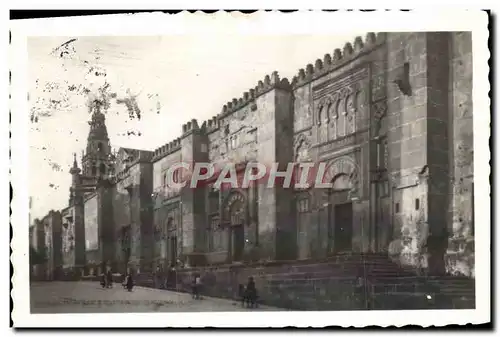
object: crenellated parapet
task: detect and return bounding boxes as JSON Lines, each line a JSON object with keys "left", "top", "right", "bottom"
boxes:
{"left": 218, "top": 71, "right": 292, "bottom": 119}
{"left": 291, "top": 33, "right": 386, "bottom": 88}
{"left": 152, "top": 137, "right": 182, "bottom": 162}
{"left": 182, "top": 118, "right": 200, "bottom": 135}
{"left": 205, "top": 115, "right": 220, "bottom": 134}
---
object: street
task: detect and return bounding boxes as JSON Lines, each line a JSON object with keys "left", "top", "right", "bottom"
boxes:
{"left": 30, "top": 281, "right": 281, "bottom": 313}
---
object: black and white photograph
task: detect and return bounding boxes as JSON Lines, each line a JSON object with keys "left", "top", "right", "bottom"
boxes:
{"left": 10, "top": 10, "right": 490, "bottom": 328}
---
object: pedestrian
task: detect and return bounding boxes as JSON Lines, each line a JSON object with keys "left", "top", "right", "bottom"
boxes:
{"left": 238, "top": 284, "right": 246, "bottom": 307}
{"left": 126, "top": 270, "right": 134, "bottom": 292}
{"left": 191, "top": 273, "right": 201, "bottom": 300}
{"left": 106, "top": 268, "right": 113, "bottom": 288}
{"left": 245, "top": 276, "right": 258, "bottom": 308}
{"left": 154, "top": 266, "right": 161, "bottom": 289}
{"left": 100, "top": 272, "right": 106, "bottom": 288}
{"left": 166, "top": 263, "right": 177, "bottom": 290}
{"left": 195, "top": 273, "right": 202, "bottom": 299}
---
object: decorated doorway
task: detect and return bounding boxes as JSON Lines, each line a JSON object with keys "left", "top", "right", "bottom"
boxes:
{"left": 322, "top": 156, "right": 359, "bottom": 254}
{"left": 224, "top": 191, "right": 247, "bottom": 262}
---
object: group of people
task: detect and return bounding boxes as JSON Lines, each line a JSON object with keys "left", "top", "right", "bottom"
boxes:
{"left": 189, "top": 273, "right": 258, "bottom": 308}
{"left": 100, "top": 269, "right": 114, "bottom": 289}
{"left": 153, "top": 264, "right": 178, "bottom": 290}
{"left": 100, "top": 269, "right": 134, "bottom": 292}
{"left": 100, "top": 265, "right": 258, "bottom": 307}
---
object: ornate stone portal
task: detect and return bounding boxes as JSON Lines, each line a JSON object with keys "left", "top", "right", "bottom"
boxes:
{"left": 323, "top": 156, "right": 360, "bottom": 197}
{"left": 222, "top": 191, "right": 247, "bottom": 262}
{"left": 320, "top": 156, "right": 360, "bottom": 254}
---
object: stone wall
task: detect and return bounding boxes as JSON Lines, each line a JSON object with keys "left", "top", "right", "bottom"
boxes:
{"left": 139, "top": 162, "right": 155, "bottom": 272}
{"left": 447, "top": 32, "right": 474, "bottom": 277}
{"left": 73, "top": 199, "right": 86, "bottom": 272}
{"left": 291, "top": 34, "right": 386, "bottom": 260}
{"left": 39, "top": 211, "right": 63, "bottom": 280}
{"left": 61, "top": 207, "right": 76, "bottom": 269}
{"left": 84, "top": 194, "right": 99, "bottom": 258}
{"left": 172, "top": 253, "right": 474, "bottom": 310}
{"left": 383, "top": 32, "right": 474, "bottom": 277}
{"left": 97, "top": 180, "right": 116, "bottom": 270}
{"left": 152, "top": 144, "right": 183, "bottom": 268}
{"left": 113, "top": 159, "right": 154, "bottom": 273}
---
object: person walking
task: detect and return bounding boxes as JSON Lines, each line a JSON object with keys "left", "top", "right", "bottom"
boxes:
{"left": 191, "top": 273, "right": 202, "bottom": 300}
{"left": 106, "top": 268, "right": 113, "bottom": 288}
{"left": 126, "top": 269, "right": 134, "bottom": 292}
{"left": 245, "top": 276, "right": 258, "bottom": 308}
{"left": 100, "top": 272, "right": 106, "bottom": 288}
{"left": 154, "top": 266, "right": 161, "bottom": 289}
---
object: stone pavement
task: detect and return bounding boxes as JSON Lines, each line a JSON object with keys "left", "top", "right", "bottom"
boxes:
{"left": 30, "top": 281, "right": 282, "bottom": 313}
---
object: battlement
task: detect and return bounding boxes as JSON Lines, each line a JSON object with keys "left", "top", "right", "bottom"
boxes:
{"left": 152, "top": 137, "right": 182, "bottom": 162}
{"left": 219, "top": 71, "right": 292, "bottom": 118}
{"left": 292, "top": 33, "right": 386, "bottom": 88}
{"left": 182, "top": 118, "right": 200, "bottom": 134}
{"left": 205, "top": 115, "right": 220, "bottom": 134}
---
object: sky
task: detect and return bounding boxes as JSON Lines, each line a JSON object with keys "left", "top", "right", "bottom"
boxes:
{"left": 28, "top": 33, "right": 361, "bottom": 221}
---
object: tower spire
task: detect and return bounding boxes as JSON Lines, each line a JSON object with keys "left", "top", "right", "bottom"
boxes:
{"left": 72, "top": 152, "right": 78, "bottom": 168}
{"left": 70, "top": 152, "right": 81, "bottom": 176}
{"left": 82, "top": 98, "right": 114, "bottom": 180}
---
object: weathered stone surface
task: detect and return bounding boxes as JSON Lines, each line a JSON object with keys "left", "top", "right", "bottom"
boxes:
{"left": 40, "top": 33, "right": 475, "bottom": 308}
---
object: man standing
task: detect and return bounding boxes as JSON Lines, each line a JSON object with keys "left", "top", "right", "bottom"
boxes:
{"left": 154, "top": 266, "right": 161, "bottom": 289}
{"left": 106, "top": 268, "right": 113, "bottom": 288}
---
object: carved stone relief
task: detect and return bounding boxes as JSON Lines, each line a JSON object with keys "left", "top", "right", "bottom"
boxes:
{"left": 328, "top": 102, "right": 338, "bottom": 140}
{"left": 222, "top": 191, "right": 247, "bottom": 226}
{"left": 315, "top": 84, "right": 360, "bottom": 144}
{"left": 323, "top": 156, "right": 360, "bottom": 193}
{"left": 294, "top": 132, "right": 312, "bottom": 162}
{"left": 345, "top": 93, "right": 356, "bottom": 135}
{"left": 372, "top": 100, "right": 387, "bottom": 135}
{"left": 371, "top": 74, "right": 386, "bottom": 101}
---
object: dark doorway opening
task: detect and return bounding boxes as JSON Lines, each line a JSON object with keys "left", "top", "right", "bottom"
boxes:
{"left": 232, "top": 225, "right": 244, "bottom": 261}
{"left": 169, "top": 236, "right": 177, "bottom": 265}
{"left": 334, "top": 202, "right": 353, "bottom": 252}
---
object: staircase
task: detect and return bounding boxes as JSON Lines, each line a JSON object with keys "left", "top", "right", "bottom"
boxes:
{"left": 172, "top": 253, "right": 475, "bottom": 310}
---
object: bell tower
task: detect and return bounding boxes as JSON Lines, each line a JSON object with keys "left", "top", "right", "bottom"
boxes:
{"left": 81, "top": 100, "right": 115, "bottom": 181}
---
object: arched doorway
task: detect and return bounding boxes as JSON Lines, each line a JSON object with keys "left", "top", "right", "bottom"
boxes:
{"left": 224, "top": 192, "right": 246, "bottom": 262}
{"left": 322, "top": 157, "right": 359, "bottom": 254}
{"left": 329, "top": 173, "right": 354, "bottom": 253}
{"left": 166, "top": 217, "right": 177, "bottom": 266}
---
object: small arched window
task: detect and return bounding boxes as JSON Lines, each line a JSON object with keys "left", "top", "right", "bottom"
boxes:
{"left": 97, "top": 142, "right": 103, "bottom": 152}
{"left": 91, "top": 165, "right": 97, "bottom": 176}
{"left": 100, "top": 163, "right": 106, "bottom": 175}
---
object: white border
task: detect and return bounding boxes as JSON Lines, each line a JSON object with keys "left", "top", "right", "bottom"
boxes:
{"left": 10, "top": 10, "right": 491, "bottom": 328}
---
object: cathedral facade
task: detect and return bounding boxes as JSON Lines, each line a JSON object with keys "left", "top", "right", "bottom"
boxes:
{"left": 51, "top": 32, "right": 473, "bottom": 292}
{"left": 150, "top": 32, "right": 474, "bottom": 279}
